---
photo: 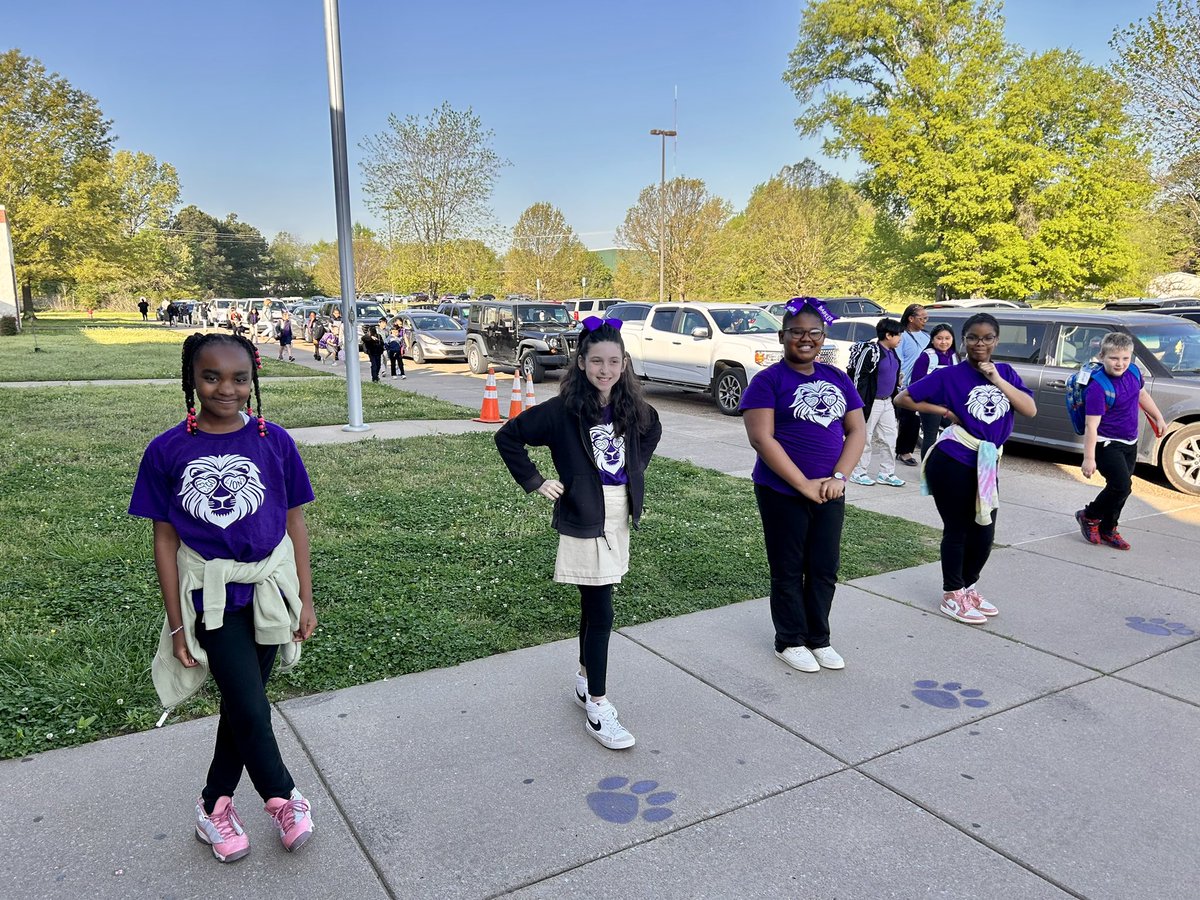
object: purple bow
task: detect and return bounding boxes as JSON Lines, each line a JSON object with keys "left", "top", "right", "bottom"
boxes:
{"left": 582, "top": 315, "right": 622, "bottom": 332}
{"left": 783, "top": 297, "right": 838, "bottom": 324}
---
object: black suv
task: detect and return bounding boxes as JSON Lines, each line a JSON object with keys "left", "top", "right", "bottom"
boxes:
{"left": 465, "top": 300, "right": 579, "bottom": 382}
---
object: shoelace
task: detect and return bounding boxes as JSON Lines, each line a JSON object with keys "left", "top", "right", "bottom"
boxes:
{"left": 271, "top": 796, "right": 309, "bottom": 832}
{"left": 955, "top": 589, "right": 980, "bottom": 612}
{"left": 209, "top": 803, "right": 244, "bottom": 840}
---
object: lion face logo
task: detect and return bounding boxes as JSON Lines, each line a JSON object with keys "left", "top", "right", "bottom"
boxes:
{"left": 179, "top": 454, "right": 266, "bottom": 529}
{"left": 589, "top": 423, "right": 625, "bottom": 475}
{"left": 790, "top": 381, "right": 847, "bottom": 428}
{"left": 966, "top": 385, "right": 1010, "bottom": 425}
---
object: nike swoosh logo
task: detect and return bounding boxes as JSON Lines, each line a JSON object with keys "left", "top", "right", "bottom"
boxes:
{"left": 588, "top": 716, "right": 603, "bottom": 731}
{"left": 576, "top": 690, "right": 587, "bottom": 704}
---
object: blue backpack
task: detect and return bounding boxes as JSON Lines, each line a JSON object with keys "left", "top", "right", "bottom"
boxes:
{"left": 1065, "top": 362, "right": 1141, "bottom": 435}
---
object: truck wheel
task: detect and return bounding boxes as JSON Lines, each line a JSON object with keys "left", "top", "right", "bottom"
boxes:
{"left": 522, "top": 353, "right": 546, "bottom": 384}
{"left": 411, "top": 342, "right": 426, "bottom": 365}
{"left": 1161, "top": 423, "right": 1200, "bottom": 495}
{"left": 466, "top": 342, "right": 486, "bottom": 374}
{"left": 714, "top": 368, "right": 747, "bottom": 416}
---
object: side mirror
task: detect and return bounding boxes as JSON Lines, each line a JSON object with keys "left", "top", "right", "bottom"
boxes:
{"left": 690, "top": 326, "right": 711, "bottom": 339}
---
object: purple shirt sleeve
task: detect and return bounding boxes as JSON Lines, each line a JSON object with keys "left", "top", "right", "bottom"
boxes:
{"left": 910, "top": 350, "right": 932, "bottom": 384}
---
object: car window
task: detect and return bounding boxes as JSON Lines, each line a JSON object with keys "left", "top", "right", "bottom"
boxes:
{"left": 1128, "top": 321, "right": 1200, "bottom": 373}
{"left": 517, "top": 305, "right": 572, "bottom": 325}
{"left": 678, "top": 310, "right": 709, "bottom": 335}
{"left": 651, "top": 308, "right": 676, "bottom": 331}
{"left": 411, "top": 314, "right": 459, "bottom": 330}
{"left": 482, "top": 307, "right": 498, "bottom": 328}
{"left": 991, "top": 321, "right": 1047, "bottom": 363}
{"left": 710, "top": 307, "right": 779, "bottom": 335}
{"left": 607, "top": 304, "right": 649, "bottom": 322}
{"left": 499, "top": 308, "right": 514, "bottom": 330}
{"left": 1051, "top": 324, "right": 1110, "bottom": 368}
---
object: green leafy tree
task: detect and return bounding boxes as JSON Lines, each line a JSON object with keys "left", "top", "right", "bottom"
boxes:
{"left": 311, "top": 224, "right": 390, "bottom": 297}
{"left": 266, "top": 232, "right": 318, "bottom": 295}
{"left": 785, "top": 0, "right": 1151, "bottom": 299}
{"left": 504, "top": 202, "right": 593, "bottom": 298}
{"left": 615, "top": 177, "right": 731, "bottom": 301}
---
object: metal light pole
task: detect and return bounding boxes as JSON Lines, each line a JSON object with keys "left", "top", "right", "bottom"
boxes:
{"left": 649, "top": 128, "right": 676, "bottom": 304}
{"left": 323, "top": 0, "right": 368, "bottom": 432}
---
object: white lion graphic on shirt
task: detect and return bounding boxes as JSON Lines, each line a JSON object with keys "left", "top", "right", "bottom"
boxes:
{"left": 966, "top": 384, "right": 1010, "bottom": 425}
{"left": 179, "top": 454, "right": 265, "bottom": 529}
{"left": 790, "top": 381, "right": 847, "bottom": 428}
{"left": 589, "top": 422, "right": 625, "bottom": 475}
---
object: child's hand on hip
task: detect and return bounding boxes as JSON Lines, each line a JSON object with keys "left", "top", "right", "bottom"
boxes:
{"left": 536, "top": 479, "right": 564, "bottom": 501}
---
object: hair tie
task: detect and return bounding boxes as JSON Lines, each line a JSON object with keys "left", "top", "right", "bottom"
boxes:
{"left": 783, "top": 297, "right": 838, "bottom": 324}
{"left": 582, "top": 315, "right": 621, "bottom": 332}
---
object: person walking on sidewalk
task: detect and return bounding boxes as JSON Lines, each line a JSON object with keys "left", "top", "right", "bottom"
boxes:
{"left": 895, "top": 304, "right": 930, "bottom": 466}
{"left": 495, "top": 317, "right": 661, "bottom": 751}
{"left": 129, "top": 331, "right": 317, "bottom": 863}
{"left": 1076, "top": 332, "right": 1166, "bottom": 551}
{"left": 895, "top": 313, "right": 1037, "bottom": 625}
{"left": 139, "top": 297, "right": 150, "bottom": 321}
{"left": 275, "top": 310, "right": 295, "bottom": 361}
{"left": 362, "top": 325, "right": 385, "bottom": 382}
{"left": 386, "top": 325, "right": 406, "bottom": 379}
{"left": 741, "top": 298, "right": 866, "bottom": 674}
{"left": 910, "top": 323, "right": 960, "bottom": 459}
{"left": 846, "top": 317, "right": 905, "bottom": 487}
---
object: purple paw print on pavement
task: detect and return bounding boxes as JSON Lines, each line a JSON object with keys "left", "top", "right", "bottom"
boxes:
{"left": 587, "top": 777, "right": 676, "bottom": 824}
{"left": 1125, "top": 617, "right": 1194, "bottom": 637}
{"left": 911, "top": 681, "right": 989, "bottom": 709}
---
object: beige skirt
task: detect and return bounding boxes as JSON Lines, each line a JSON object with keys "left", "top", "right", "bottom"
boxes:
{"left": 554, "top": 485, "right": 631, "bottom": 585}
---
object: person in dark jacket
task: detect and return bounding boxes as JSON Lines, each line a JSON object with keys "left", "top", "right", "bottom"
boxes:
{"left": 495, "top": 317, "right": 661, "bottom": 751}
{"left": 361, "top": 325, "right": 385, "bottom": 382}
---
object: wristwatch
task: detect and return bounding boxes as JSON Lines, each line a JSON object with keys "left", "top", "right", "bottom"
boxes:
{"left": 832, "top": 471, "right": 847, "bottom": 482}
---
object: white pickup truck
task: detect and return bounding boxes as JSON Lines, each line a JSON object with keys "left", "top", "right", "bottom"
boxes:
{"left": 621, "top": 302, "right": 840, "bottom": 414}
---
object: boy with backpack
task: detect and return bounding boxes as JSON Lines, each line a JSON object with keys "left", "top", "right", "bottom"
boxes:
{"left": 1071, "top": 332, "right": 1167, "bottom": 550}
{"left": 847, "top": 318, "right": 906, "bottom": 487}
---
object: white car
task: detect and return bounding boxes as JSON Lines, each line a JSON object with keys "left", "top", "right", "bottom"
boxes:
{"left": 824, "top": 315, "right": 894, "bottom": 370}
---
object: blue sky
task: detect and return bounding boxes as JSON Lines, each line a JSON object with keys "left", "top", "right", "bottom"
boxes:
{"left": 6, "top": 0, "right": 1159, "bottom": 248}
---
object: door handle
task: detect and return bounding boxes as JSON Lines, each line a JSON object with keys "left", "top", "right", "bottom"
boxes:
{"left": 1047, "top": 380, "right": 1067, "bottom": 389}
{"left": 671, "top": 341, "right": 682, "bottom": 345}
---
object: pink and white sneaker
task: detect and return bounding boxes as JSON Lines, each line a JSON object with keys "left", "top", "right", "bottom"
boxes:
{"left": 195, "top": 796, "right": 250, "bottom": 863}
{"left": 265, "top": 788, "right": 313, "bottom": 852}
{"left": 940, "top": 588, "right": 987, "bottom": 625}
{"left": 965, "top": 584, "right": 998, "bottom": 616}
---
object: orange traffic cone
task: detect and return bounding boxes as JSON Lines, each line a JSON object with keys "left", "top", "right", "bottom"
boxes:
{"left": 473, "top": 366, "right": 503, "bottom": 424}
{"left": 524, "top": 374, "right": 537, "bottom": 409}
{"left": 507, "top": 371, "right": 524, "bottom": 420}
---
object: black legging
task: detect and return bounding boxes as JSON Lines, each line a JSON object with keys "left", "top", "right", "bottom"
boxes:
{"left": 924, "top": 445, "right": 997, "bottom": 591}
{"left": 896, "top": 406, "right": 921, "bottom": 456}
{"left": 919, "top": 411, "right": 949, "bottom": 459}
{"left": 389, "top": 351, "right": 405, "bottom": 376}
{"left": 578, "top": 584, "right": 614, "bottom": 698}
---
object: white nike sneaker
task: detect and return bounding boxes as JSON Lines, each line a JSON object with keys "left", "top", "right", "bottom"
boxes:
{"left": 585, "top": 700, "right": 635, "bottom": 750}
{"left": 574, "top": 672, "right": 588, "bottom": 709}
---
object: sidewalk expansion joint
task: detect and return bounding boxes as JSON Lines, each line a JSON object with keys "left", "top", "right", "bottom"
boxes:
{"left": 274, "top": 702, "right": 398, "bottom": 900}
{"left": 1008, "top": 543, "right": 1200, "bottom": 597}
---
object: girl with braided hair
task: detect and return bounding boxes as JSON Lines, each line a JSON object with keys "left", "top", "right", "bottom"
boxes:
{"left": 129, "top": 331, "right": 317, "bottom": 862}
{"left": 495, "top": 317, "right": 661, "bottom": 750}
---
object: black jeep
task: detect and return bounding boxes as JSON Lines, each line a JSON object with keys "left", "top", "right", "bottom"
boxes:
{"left": 465, "top": 300, "right": 579, "bottom": 382}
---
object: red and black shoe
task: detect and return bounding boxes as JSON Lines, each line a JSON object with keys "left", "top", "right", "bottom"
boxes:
{"left": 1100, "top": 529, "right": 1131, "bottom": 551}
{"left": 1075, "top": 509, "right": 1101, "bottom": 545}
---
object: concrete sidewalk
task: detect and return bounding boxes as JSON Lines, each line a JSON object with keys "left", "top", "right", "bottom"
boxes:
{"left": 3, "top": 409, "right": 1198, "bottom": 898}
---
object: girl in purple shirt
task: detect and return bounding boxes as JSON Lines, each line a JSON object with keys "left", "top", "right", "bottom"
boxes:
{"left": 910, "top": 323, "right": 961, "bottom": 459}
{"left": 130, "top": 332, "right": 316, "bottom": 862}
{"left": 896, "top": 313, "right": 1037, "bottom": 626}
{"left": 741, "top": 299, "right": 866, "bottom": 673}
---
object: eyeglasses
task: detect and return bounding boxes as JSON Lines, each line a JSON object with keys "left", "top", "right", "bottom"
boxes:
{"left": 783, "top": 328, "right": 826, "bottom": 340}
{"left": 964, "top": 334, "right": 998, "bottom": 345}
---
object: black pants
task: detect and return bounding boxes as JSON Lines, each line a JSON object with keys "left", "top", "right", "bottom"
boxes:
{"left": 754, "top": 483, "right": 845, "bottom": 651}
{"left": 919, "top": 411, "right": 950, "bottom": 459}
{"left": 388, "top": 351, "right": 405, "bottom": 376}
{"left": 368, "top": 353, "right": 383, "bottom": 381}
{"left": 1084, "top": 440, "right": 1137, "bottom": 531}
{"left": 195, "top": 605, "right": 294, "bottom": 812}
{"left": 896, "top": 406, "right": 921, "bottom": 456}
{"left": 578, "top": 584, "right": 614, "bottom": 698}
{"left": 925, "top": 446, "right": 996, "bottom": 591}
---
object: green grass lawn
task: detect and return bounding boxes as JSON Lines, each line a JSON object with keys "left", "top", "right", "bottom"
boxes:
{"left": 0, "top": 371, "right": 940, "bottom": 760}
{"left": 0, "top": 311, "right": 326, "bottom": 381}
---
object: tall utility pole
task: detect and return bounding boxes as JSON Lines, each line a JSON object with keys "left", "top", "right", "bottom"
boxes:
{"left": 649, "top": 129, "right": 677, "bottom": 304}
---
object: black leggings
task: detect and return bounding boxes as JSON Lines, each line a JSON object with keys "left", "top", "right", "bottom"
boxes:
{"left": 1084, "top": 440, "right": 1137, "bottom": 531}
{"left": 578, "top": 584, "right": 614, "bottom": 698}
{"left": 195, "top": 605, "right": 295, "bottom": 813}
{"left": 896, "top": 406, "right": 921, "bottom": 456}
{"left": 925, "top": 446, "right": 996, "bottom": 591}
{"left": 368, "top": 353, "right": 383, "bottom": 381}
{"left": 919, "top": 411, "right": 949, "bottom": 459}
{"left": 389, "top": 351, "right": 405, "bottom": 376}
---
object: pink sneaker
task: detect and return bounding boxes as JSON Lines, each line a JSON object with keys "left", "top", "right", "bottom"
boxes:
{"left": 265, "top": 788, "right": 313, "bottom": 852}
{"left": 965, "top": 584, "right": 998, "bottom": 617}
{"left": 195, "top": 796, "right": 250, "bottom": 863}
{"left": 940, "top": 589, "right": 987, "bottom": 625}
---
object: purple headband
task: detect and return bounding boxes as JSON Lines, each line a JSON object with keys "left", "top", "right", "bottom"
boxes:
{"left": 783, "top": 297, "right": 838, "bottom": 325}
{"left": 582, "top": 315, "right": 622, "bottom": 332}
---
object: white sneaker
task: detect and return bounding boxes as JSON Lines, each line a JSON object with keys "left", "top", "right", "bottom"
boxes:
{"left": 775, "top": 646, "right": 820, "bottom": 673}
{"left": 585, "top": 700, "right": 635, "bottom": 749}
{"left": 574, "top": 672, "right": 588, "bottom": 709}
{"left": 811, "top": 646, "right": 845, "bottom": 669}
{"left": 966, "top": 585, "right": 998, "bottom": 617}
{"left": 940, "top": 589, "right": 987, "bottom": 624}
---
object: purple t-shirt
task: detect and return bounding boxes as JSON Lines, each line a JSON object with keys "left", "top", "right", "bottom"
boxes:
{"left": 1084, "top": 369, "right": 1141, "bottom": 442}
{"left": 907, "top": 361, "right": 1033, "bottom": 467}
{"left": 589, "top": 406, "right": 629, "bottom": 486}
{"left": 129, "top": 418, "right": 315, "bottom": 611}
{"left": 910, "top": 348, "right": 958, "bottom": 383}
{"left": 740, "top": 361, "right": 865, "bottom": 492}
{"left": 876, "top": 347, "right": 900, "bottom": 398}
